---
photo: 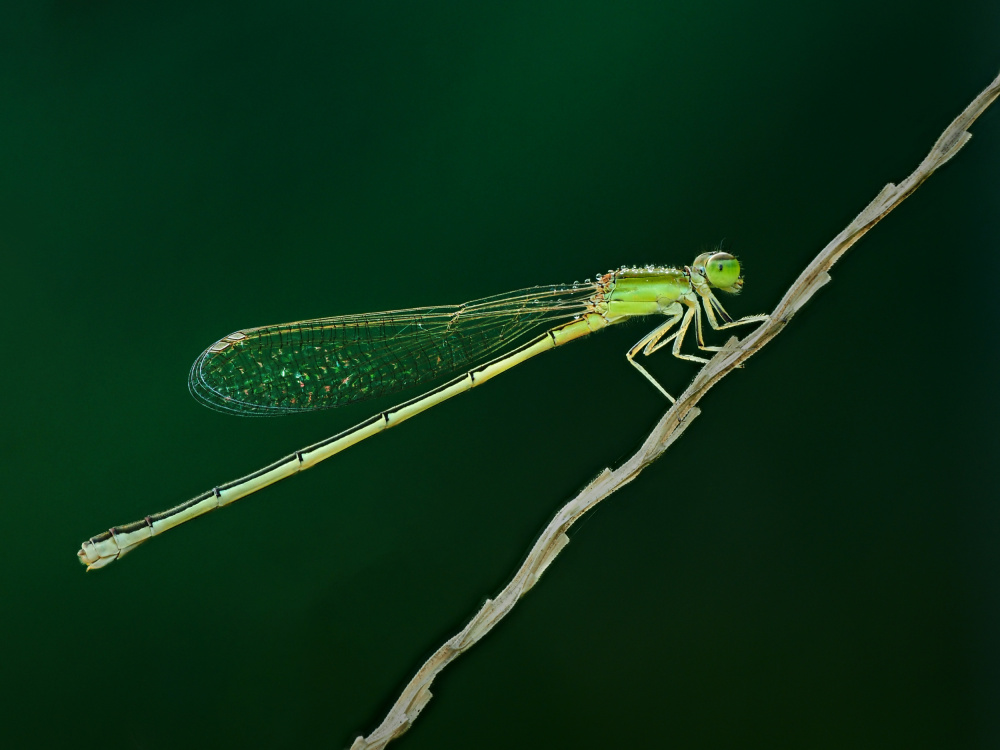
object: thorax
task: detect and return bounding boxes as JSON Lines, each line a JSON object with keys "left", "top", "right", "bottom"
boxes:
{"left": 598, "top": 266, "right": 693, "bottom": 322}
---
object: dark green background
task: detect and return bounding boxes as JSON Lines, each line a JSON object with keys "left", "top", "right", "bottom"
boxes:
{"left": 2, "top": 2, "right": 997, "bottom": 748}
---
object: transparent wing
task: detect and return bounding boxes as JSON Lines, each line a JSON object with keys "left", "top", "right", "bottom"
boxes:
{"left": 188, "top": 282, "right": 599, "bottom": 416}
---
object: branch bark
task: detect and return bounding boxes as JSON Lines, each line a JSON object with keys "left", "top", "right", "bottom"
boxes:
{"left": 349, "top": 69, "right": 1000, "bottom": 750}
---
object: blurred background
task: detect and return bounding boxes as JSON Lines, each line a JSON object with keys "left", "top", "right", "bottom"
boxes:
{"left": 1, "top": 2, "right": 997, "bottom": 748}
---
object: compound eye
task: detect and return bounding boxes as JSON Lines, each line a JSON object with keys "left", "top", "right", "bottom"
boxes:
{"left": 704, "top": 252, "right": 741, "bottom": 289}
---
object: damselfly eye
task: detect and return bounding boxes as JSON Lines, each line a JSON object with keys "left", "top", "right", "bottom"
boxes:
{"left": 704, "top": 252, "right": 741, "bottom": 289}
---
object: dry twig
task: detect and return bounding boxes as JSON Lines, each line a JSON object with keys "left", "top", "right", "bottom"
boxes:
{"left": 349, "top": 70, "right": 1000, "bottom": 750}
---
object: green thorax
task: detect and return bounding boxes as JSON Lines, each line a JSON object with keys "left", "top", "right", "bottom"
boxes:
{"left": 601, "top": 266, "right": 691, "bottom": 322}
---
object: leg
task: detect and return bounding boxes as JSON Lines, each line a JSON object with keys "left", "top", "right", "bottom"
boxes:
{"left": 691, "top": 295, "right": 768, "bottom": 368}
{"left": 625, "top": 301, "right": 710, "bottom": 402}
{"left": 668, "top": 300, "right": 712, "bottom": 364}
{"left": 626, "top": 311, "right": 683, "bottom": 402}
{"left": 701, "top": 291, "right": 769, "bottom": 332}
{"left": 691, "top": 295, "right": 723, "bottom": 353}
{"left": 643, "top": 300, "right": 707, "bottom": 362}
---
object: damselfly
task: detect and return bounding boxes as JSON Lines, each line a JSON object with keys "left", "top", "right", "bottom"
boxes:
{"left": 78, "top": 251, "right": 766, "bottom": 569}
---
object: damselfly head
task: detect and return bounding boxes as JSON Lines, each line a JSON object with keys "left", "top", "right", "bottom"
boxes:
{"left": 692, "top": 252, "right": 743, "bottom": 294}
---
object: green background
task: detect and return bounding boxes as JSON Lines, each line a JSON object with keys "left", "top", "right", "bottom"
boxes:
{"left": 1, "top": 2, "right": 997, "bottom": 748}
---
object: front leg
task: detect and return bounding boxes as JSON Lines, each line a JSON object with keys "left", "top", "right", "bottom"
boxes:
{"left": 701, "top": 290, "right": 769, "bottom": 333}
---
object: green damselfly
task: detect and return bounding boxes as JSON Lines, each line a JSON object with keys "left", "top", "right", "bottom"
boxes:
{"left": 78, "top": 252, "right": 766, "bottom": 569}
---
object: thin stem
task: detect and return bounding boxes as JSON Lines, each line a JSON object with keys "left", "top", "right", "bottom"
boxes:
{"left": 348, "top": 69, "right": 1000, "bottom": 750}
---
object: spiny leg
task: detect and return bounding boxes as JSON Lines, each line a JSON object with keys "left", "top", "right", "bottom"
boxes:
{"left": 692, "top": 296, "right": 734, "bottom": 353}
{"left": 636, "top": 301, "right": 713, "bottom": 362}
{"left": 702, "top": 291, "right": 770, "bottom": 332}
{"left": 685, "top": 294, "right": 769, "bottom": 372}
{"left": 626, "top": 301, "right": 717, "bottom": 402}
{"left": 668, "top": 300, "right": 712, "bottom": 365}
{"left": 626, "top": 311, "right": 683, "bottom": 402}
{"left": 690, "top": 294, "right": 770, "bottom": 355}
{"left": 691, "top": 296, "right": 721, "bottom": 353}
